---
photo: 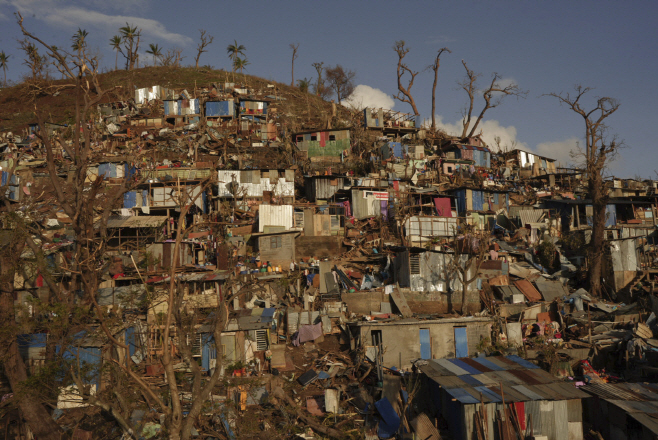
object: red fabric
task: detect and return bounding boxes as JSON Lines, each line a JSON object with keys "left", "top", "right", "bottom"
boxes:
{"left": 36, "top": 274, "right": 43, "bottom": 288}
{"left": 319, "top": 132, "right": 327, "bottom": 148}
{"left": 433, "top": 197, "right": 452, "bottom": 217}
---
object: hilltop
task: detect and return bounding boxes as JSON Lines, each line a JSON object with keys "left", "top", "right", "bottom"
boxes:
{"left": 0, "top": 66, "right": 351, "bottom": 134}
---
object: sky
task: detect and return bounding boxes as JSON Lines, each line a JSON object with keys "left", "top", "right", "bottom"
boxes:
{"left": 0, "top": 0, "right": 656, "bottom": 179}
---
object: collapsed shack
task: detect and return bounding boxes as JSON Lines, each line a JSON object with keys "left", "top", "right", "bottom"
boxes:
{"left": 581, "top": 382, "right": 658, "bottom": 440}
{"left": 415, "top": 355, "right": 589, "bottom": 440}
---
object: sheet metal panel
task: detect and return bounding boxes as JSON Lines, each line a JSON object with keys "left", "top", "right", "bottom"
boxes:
{"left": 473, "top": 386, "right": 502, "bottom": 402}
{"left": 535, "top": 278, "right": 568, "bottom": 302}
{"left": 449, "top": 359, "right": 482, "bottom": 375}
{"left": 514, "top": 279, "right": 542, "bottom": 302}
{"left": 459, "top": 357, "right": 492, "bottom": 373}
{"left": 258, "top": 204, "right": 293, "bottom": 232}
{"left": 471, "top": 356, "right": 506, "bottom": 371}
{"left": 419, "top": 329, "right": 431, "bottom": 360}
{"left": 445, "top": 387, "right": 480, "bottom": 404}
{"left": 506, "top": 354, "right": 541, "bottom": 369}
{"left": 433, "top": 358, "right": 470, "bottom": 376}
{"left": 512, "top": 385, "right": 545, "bottom": 400}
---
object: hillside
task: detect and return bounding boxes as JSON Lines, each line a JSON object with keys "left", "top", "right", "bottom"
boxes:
{"left": 0, "top": 66, "right": 351, "bottom": 135}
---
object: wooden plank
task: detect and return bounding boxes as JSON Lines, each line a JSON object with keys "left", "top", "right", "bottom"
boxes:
{"left": 390, "top": 285, "right": 413, "bottom": 318}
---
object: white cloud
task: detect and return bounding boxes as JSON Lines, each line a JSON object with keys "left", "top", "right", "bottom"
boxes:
{"left": 535, "top": 138, "right": 580, "bottom": 167}
{"left": 343, "top": 85, "right": 395, "bottom": 110}
{"left": 494, "top": 77, "right": 518, "bottom": 91}
{"left": 433, "top": 115, "right": 582, "bottom": 167}
{"left": 11, "top": 0, "right": 192, "bottom": 45}
{"left": 433, "top": 115, "right": 528, "bottom": 151}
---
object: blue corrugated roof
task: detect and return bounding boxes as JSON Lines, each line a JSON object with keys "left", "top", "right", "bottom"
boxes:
{"left": 474, "top": 386, "right": 502, "bottom": 402}
{"left": 449, "top": 359, "right": 484, "bottom": 375}
{"left": 446, "top": 387, "right": 480, "bottom": 404}
{"left": 458, "top": 374, "right": 483, "bottom": 386}
{"left": 507, "top": 355, "right": 541, "bottom": 369}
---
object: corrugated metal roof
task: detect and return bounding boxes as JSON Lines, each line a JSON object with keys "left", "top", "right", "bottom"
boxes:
{"left": 513, "top": 279, "right": 542, "bottom": 302}
{"left": 418, "top": 356, "right": 588, "bottom": 403}
{"left": 534, "top": 278, "right": 568, "bottom": 302}
{"left": 106, "top": 216, "right": 168, "bottom": 228}
{"left": 515, "top": 208, "right": 547, "bottom": 225}
{"left": 581, "top": 383, "right": 658, "bottom": 402}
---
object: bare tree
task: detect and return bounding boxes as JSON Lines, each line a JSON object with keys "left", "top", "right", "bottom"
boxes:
{"left": 161, "top": 47, "right": 185, "bottom": 67}
{"left": 290, "top": 43, "right": 299, "bottom": 87}
{"left": 548, "top": 86, "right": 621, "bottom": 296}
{"left": 427, "top": 47, "right": 451, "bottom": 132}
{"left": 393, "top": 40, "right": 420, "bottom": 115}
{"left": 19, "top": 39, "right": 47, "bottom": 80}
{"left": 445, "top": 226, "right": 489, "bottom": 314}
{"left": 12, "top": 13, "right": 133, "bottom": 438}
{"left": 194, "top": 29, "right": 214, "bottom": 69}
{"left": 459, "top": 60, "right": 527, "bottom": 138}
{"left": 312, "top": 61, "right": 330, "bottom": 99}
{"left": 325, "top": 64, "right": 356, "bottom": 105}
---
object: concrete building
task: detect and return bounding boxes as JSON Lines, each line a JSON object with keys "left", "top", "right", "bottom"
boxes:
{"left": 348, "top": 317, "right": 493, "bottom": 370}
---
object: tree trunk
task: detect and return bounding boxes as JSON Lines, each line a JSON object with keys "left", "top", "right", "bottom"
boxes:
{"left": 0, "top": 253, "right": 63, "bottom": 440}
{"left": 588, "top": 174, "right": 606, "bottom": 296}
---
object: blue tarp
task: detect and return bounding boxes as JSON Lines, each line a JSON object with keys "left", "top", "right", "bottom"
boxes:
{"left": 375, "top": 397, "right": 400, "bottom": 439}
{"left": 124, "top": 191, "right": 137, "bottom": 208}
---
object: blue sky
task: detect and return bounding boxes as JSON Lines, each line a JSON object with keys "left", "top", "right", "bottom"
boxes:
{"left": 0, "top": 0, "right": 656, "bottom": 179}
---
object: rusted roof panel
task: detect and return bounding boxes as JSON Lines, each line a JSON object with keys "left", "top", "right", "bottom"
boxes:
{"left": 514, "top": 279, "right": 542, "bottom": 302}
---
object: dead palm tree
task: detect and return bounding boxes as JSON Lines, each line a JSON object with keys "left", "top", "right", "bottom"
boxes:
{"left": 71, "top": 28, "right": 88, "bottom": 54}
{"left": 226, "top": 40, "right": 245, "bottom": 81}
{"left": 109, "top": 35, "right": 121, "bottom": 70}
{"left": 0, "top": 52, "right": 9, "bottom": 87}
{"left": 233, "top": 56, "right": 249, "bottom": 84}
{"left": 120, "top": 23, "right": 140, "bottom": 69}
{"left": 146, "top": 43, "right": 162, "bottom": 66}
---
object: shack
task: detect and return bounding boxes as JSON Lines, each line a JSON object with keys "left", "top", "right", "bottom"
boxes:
{"left": 581, "top": 382, "right": 658, "bottom": 440}
{"left": 416, "top": 355, "right": 588, "bottom": 440}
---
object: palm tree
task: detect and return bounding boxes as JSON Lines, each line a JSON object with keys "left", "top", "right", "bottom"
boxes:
{"left": 71, "top": 28, "right": 88, "bottom": 53}
{"left": 109, "top": 35, "right": 121, "bottom": 70}
{"left": 233, "top": 57, "right": 249, "bottom": 84}
{"left": 146, "top": 43, "right": 162, "bottom": 66}
{"left": 120, "top": 23, "right": 140, "bottom": 69}
{"left": 226, "top": 40, "right": 245, "bottom": 80}
{"left": 0, "top": 52, "right": 8, "bottom": 87}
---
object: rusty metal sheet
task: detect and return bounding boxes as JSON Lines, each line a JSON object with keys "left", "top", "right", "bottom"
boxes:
{"left": 506, "top": 369, "right": 543, "bottom": 385}
{"left": 459, "top": 357, "right": 493, "bottom": 373}
{"left": 513, "top": 279, "right": 542, "bottom": 302}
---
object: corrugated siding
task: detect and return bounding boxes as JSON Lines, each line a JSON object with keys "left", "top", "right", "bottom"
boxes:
{"left": 205, "top": 100, "right": 234, "bottom": 117}
{"left": 351, "top": 189, "right": 380, "bottom": 219}
{"left": 313, "top": 178, "right": 340, "bottom": 200}
{"left": 553, "top": 400, "right": 568, "bottom": 440}
{"left": 455, "top": 189, "right": 467, "bottom": 214}
{"left": 472, "top": 190, "right": 484, "bottom": 211}
{"left": 258, "top": 204, "right": 293, "bottom": 232}
{"left": 217, "top": 170, "right": 294, "bottom": 197}
{"left": 610, "top": 238, "right": 639, "bottom": 272}
{"left": 405, "top": 216, "right": 458, "bottom": 241}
